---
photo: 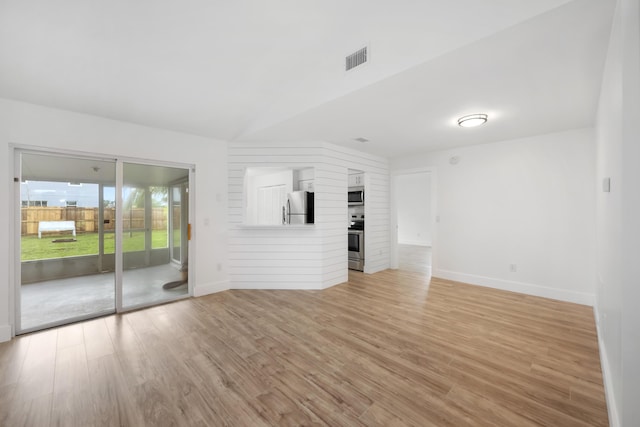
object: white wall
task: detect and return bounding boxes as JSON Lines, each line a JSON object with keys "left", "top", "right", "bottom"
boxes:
{"left": 228, "top": 141, "right": 389, "bottom": 289}
{"left": 396, "top": 172, "right": 431, "bottom": 246}
{"left": 594, "top": 0, "right": 640, "bottom": 425}
{"left": 391, "top": 128, "right": 597, "bottom": 305}
{"left": 0, "top": 98, "right": 230, "bottom": 341}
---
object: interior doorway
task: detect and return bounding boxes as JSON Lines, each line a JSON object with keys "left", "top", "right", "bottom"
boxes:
{"left": 15, "top": 150, "right": 193, "bottom": 334}
{"left": 391, "top": 169, "right": 436, "bottom": 275}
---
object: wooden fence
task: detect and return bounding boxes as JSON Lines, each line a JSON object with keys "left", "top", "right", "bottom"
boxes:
{"left": 21, "top": 207, "right": 172, "bottom": 236}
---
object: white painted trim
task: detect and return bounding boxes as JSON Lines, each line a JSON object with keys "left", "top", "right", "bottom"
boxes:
{"left": 11, "top": 146, "right": 20, "bottom": 337}
{"left": 187, "top": 167, "right": 196, "bottom": 299}
{"left": 193, "top": 280, "right": 230, "bottom": 297}
{"left": 230, "top": 283, "right": 324, "bottom": 290}
{"left": 397, "top": 240, "right": 431, "bottom": 247}
{"left": 0, "top": 324, "right": 11, "bottom": 343}
{"left": 433, "top": 269, "right": 595, "bottom": 306}
{"left": 115, "top": 160, "right": 123, "bottom": 311}
{"left": 594, "top": 305, "right": 620, "bottom": 427}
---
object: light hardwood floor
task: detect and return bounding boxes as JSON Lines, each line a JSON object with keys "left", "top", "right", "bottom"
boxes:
{"left": 0, "top": 270, "right": 608, "bottom": 426}
{"left": 398, "top": 244, "right": 432, "bottom": 274}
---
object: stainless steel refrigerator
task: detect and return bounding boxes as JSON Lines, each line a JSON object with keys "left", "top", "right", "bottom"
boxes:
{"left": 285, "top": 191, "right": 314, "bottom": 224}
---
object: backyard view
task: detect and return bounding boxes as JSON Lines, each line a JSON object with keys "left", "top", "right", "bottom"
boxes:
{"left": 20, "top": 230, "right": 170, "bottom": 261}
{"left": 21, "top": 181, "right": 175, "bottom": 261}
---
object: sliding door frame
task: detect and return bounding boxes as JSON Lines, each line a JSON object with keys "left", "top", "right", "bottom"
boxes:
{"left": 117, "top": 159, "right": 194, "bottom": 312}
{"left": 12, "top": 145, "right": 195, "bottom": 336}
{"left": 13, "top": 148, "right": 118, "bottom": 334}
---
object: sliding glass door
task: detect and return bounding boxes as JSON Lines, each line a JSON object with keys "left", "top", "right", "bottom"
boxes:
{"left": 121, "top": 162, "right": 189, "bottom": 309}
{"left": 16, "top": 152, "right": 192, "bottom": 333}
{"left": 18, "top": 152, "right": 117, "bottom": 332}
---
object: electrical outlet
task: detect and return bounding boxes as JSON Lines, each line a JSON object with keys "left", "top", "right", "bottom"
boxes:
{"left": 510, "top": 264, "right": 517, "bottom": 272}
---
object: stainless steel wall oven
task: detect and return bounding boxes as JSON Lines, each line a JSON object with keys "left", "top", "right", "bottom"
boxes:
{"left": 348, "top": 229, "right": 364, "bottom": 271}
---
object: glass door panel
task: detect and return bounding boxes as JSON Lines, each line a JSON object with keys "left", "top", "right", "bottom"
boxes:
{"left": 171, "top": 185, "right": 182, "bottom": 263}
{"left": 152, "top": 186, "right": 169, "bottom": 250}
{"left": 121, "top": 163, "right": 189, "bottom": 309}
{"left": 99, "top": 185, "right": 116, "bottom": 271}
{"left": 176, "top": 182, "right": 189, "bottom": 267}
{"left": 18, "top": 152, "right": 116, "bottom": 333}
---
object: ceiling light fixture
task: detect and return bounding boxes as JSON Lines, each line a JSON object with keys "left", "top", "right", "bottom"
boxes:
{"left": 457, "top": 114, "right": 488, "bottom": 128}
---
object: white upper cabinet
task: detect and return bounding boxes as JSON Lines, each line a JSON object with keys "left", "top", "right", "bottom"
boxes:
{"left": 348, "top": 173, "right": 364, "bottom": 187}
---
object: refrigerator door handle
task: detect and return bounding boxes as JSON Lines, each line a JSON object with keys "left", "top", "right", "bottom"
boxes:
{"left": 282, "top": 205, "right": 286, "bottom": 225}
{"left": 286, "top": 199, "right": 291, "bottom": 224}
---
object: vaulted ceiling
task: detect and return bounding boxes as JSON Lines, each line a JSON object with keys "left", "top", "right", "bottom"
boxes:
{"left": 0, "top": 0, "right": 615, "bottom": 158}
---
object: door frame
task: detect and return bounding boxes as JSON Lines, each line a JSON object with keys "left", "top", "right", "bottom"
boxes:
{"left": 390, "top": 167, "right": 438, "bottom": 271}
{"left": 168, "top": 179, "right": 189, "bottom": 267}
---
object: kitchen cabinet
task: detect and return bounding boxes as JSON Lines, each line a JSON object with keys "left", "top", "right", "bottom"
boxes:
{"left": 348, "top": 173, "right": 364, "bottom": 187}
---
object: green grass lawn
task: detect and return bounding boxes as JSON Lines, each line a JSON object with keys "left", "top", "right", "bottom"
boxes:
{"left": 21, "top": 230, "right": 171, "bottom": 261}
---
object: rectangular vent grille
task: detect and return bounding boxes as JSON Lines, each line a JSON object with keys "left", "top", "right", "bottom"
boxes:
{"left": 346, "top": 46, "right": 368, "bottom": 71}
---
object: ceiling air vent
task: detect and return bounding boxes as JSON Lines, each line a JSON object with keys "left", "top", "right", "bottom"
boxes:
{"left": 346, "top": 46, "right": 368, "bottom": 71}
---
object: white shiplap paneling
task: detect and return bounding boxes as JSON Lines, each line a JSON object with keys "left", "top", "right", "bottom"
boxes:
{"left": 323, "top": 143, "right": 390, "bottom": 276}
{"left": 228, "top": 141, "right": 389, "bottom": 289}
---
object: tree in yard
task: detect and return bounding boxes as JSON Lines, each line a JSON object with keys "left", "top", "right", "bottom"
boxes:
{"left": 123, "top": 186, "right": 168, "bottom": 236}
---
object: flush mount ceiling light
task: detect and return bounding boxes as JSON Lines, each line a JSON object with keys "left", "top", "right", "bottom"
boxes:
{"left": 457, "top": 114, "right": 488, "bottom": 128}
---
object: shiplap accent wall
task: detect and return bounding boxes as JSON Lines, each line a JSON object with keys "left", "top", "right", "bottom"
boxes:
{"left": 324, "top": 143, "right": 390, "bottom": 275}
{"left": 228, "top": 141, "right": 389, "bottom": 290}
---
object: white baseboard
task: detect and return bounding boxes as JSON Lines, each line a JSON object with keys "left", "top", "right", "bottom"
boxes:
{"left": 398, "top": 240, "right": 431, "bottom": 247}
{"left": 230, "top": 282, "right": 324, "bottom": 290}
{"left": 0, "top": 324, "right": 12, "bottom": 343}
{"left": 593, "top": 306, "right": 620, "bottom": 427}
{"left": 432, "top": 269, "right": 595, "bottom": 306}
{"left": 193, "top": 280, "right": 230, "bottom": 297}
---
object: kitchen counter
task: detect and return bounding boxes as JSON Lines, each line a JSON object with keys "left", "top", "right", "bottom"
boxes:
{"left": 235, "top": 224, "right": 315, "bottom": 230}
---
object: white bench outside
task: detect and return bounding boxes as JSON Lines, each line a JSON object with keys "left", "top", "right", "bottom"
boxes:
{"left": 38, "top": 220, "right": 76, "bottom": 239}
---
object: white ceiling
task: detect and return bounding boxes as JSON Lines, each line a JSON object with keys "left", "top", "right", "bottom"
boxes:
{"left": 0, "top": 0, "right": 615, "bottom": 158}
